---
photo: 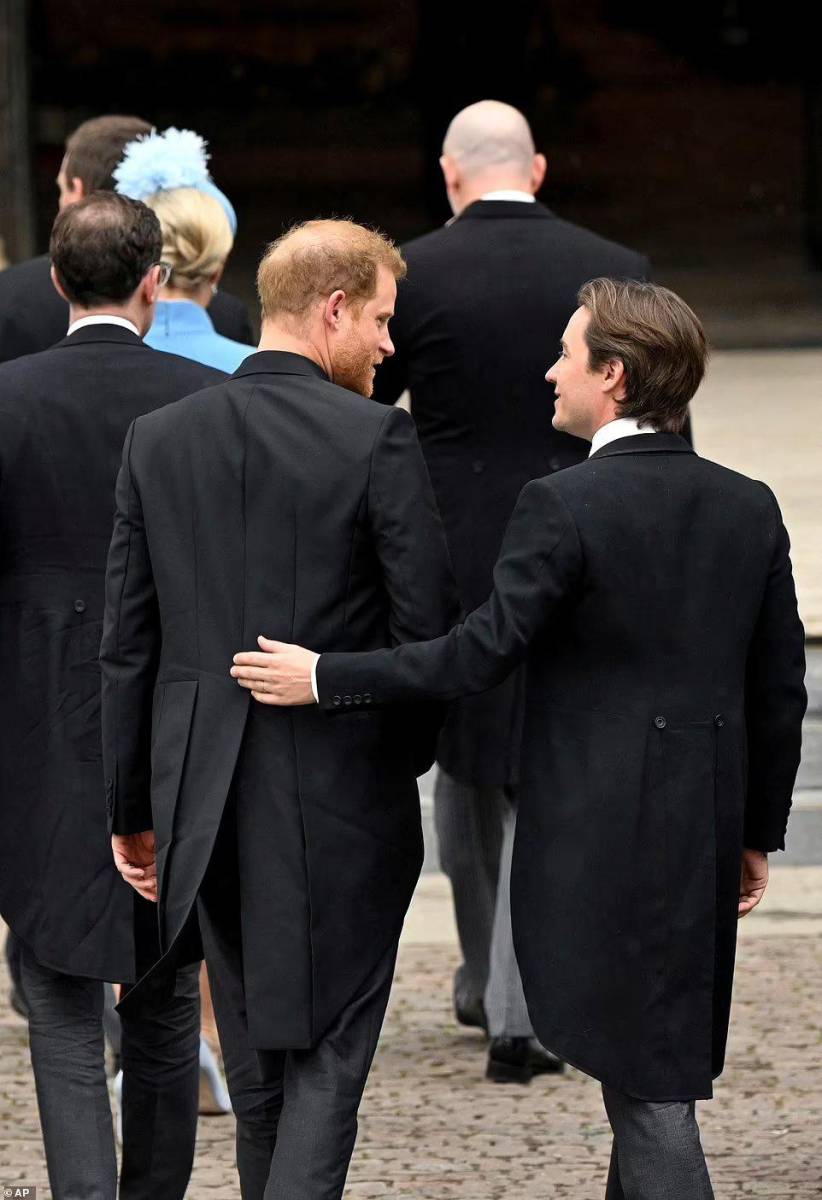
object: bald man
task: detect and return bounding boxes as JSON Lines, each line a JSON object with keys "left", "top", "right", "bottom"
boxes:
{"left": 101, "top": 219, "right": 458, "bottom": 1200}
{"left": 373, "top": 99, "right": 651, "bottom": 1084}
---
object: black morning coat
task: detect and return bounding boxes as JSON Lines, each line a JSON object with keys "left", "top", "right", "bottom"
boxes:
{"left": 0, "top": 325, "right": 225, "bottom": 981}
{"left": 373, "top": 200, "right": 650, "bottom": 789}
{"left": 0, "top": 253, "right": 253, "bottom": 362}
{"left": 99, "top": 352, "right": 459, "bottom": 1048}
{"left": 317, "top": 434, "right": 807, "bottom": 1100}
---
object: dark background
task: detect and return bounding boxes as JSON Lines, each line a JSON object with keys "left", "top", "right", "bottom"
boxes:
{"left": 16, "top": 0, "right": 822, "bottom": 346}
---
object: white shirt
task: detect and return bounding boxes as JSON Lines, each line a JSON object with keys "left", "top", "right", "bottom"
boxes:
{"left": 589, "top": 417, "right": 657, "bottom": 456}
{"left": 67, "top": 314, "right": 141, "bottom": 338}
{"left": 480, "top": 190, "right": 535, "bottom": 204}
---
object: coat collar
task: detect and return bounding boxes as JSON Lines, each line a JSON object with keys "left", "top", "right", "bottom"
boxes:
{"left": 231, "top": 350, "right": 330, "bottom": 382}
{"left": 456, "top": 199, "right": 557, "bottom": 223}
{"left": 151, "top": 299, "right": 216, "bottom": 335}
{"left": 53, "top": 323, "right": 145, "bottom": 350}
{"left": 588, "top": 432, "right": 695, "bottom": 460}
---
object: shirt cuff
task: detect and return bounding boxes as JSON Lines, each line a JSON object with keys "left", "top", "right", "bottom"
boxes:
{"left": 310, "top": 654, "right": 320, "bottom": 704}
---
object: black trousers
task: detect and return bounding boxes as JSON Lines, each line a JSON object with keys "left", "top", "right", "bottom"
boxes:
{"left": 118, "top": 956, "right": 201, "bottom": 1199}
{"left": 602, "top": 1085, "right": 714, "bottom": 1200}
{"left": 19, "top": 937, "right": 200, "bottom": 1200}
{"left": 198, "top": 811, "right": 396, "bottom": 1200}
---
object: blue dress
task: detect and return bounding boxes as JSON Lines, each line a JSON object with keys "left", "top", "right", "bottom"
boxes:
{"left": 145, "top": 299, "right": 255, "bottom": 373}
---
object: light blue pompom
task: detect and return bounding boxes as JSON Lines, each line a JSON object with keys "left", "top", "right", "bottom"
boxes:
{"left": 114, "top": 127, "right": 211, "bottom": 200}
{"left": 114, "top": 127, "right": 237, "bottom": 234}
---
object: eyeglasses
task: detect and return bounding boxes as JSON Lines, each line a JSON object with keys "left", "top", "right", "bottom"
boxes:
{"left": 153, "top": 262, "right": 173, "bottom": 287}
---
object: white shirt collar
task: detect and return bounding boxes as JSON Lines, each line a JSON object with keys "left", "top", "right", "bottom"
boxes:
{"left": 479, "top": 190, "right": 536, "bottom": 203}
{"left": 589, "top": 417, "right": 657, "bottom": 456}
{"left": 67, "top": 315, "right": 141, "bottom": 338}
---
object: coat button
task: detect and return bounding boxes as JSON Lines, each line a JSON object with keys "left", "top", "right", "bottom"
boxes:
{"left": 471, "top": 459, "right": 485, "bottom": 474}
{"left": 654, "top": 715, "right": 667, "bottom": 729}
{"left": 74, "top": 599, "right": 86, "bottom": 614}
{"left": 354, "top": 694, "right": 362, "bottom": 705}
{"left": 332, "top": 695, "right": 342, "bottom": 707}
{"left": 549, "top": 457, "right": 562, "bottom": 472}
{"left": 363, "top": 693, "right": 372, "bottom": 704}
{"left": 343, "top": 695, "right": 353, "bottom": 706}
{"left": 714, "top": 714, "right": 725, "bottom": 728}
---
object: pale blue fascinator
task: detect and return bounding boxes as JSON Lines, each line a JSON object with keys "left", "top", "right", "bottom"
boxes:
{"left": 113, "top": 127, "right": 237, "bottom": 234}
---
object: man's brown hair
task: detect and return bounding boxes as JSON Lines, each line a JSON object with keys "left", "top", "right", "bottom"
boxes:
{"left": 257, "top": 219, "right": 406, "bottom": 322}
{"left": 63, "top": 115, "right": 152, "bottom": 194}
{"left": 577, "top": 278, "right": 708, "bottom": 433}
{"left": 51, "top": 191, "right": 161, "bottom": 307}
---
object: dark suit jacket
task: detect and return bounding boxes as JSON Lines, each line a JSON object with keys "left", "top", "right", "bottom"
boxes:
{"left": 374, "top": 200, "right": 650, "bottom": 787}
{"left": 0, "top": 254, "right": 253, "bottom": 362}
{"left": 317, "top": 434, "right": 807, "bottom": 1100}
{"left": 0, "top": 325, "right": 224, "bottom": 980}
{"left": 100, "top": 351, "right": 459, "bottom": 1047}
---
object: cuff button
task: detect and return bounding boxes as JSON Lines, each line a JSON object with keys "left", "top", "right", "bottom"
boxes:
{"left": 332, "top": 695, "right": 342, "bottom": 707}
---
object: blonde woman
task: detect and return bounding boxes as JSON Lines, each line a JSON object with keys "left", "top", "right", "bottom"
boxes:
{"left": 116, "top": 127, "right": 255, "bottom": 372}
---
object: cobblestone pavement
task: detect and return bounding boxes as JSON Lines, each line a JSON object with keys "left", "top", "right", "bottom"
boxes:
{"left": 2, "top": 867, "right": 820, "bottom": 1199}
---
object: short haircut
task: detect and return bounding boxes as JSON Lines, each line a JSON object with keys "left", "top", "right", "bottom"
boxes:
{"left": 50, "top": 191, "right": 162, "bottom": 308}
{"left": 63, "top": 115, "right": 152, "bottom": 193}
{"left": 442, "top": 100, "right": 535, "bottom": 178}
{"left": 257, "top": 219, "right": 406, "bottom": 322}
{"left": 577, "top": 278, "right": 708, "bottom": 433}
{"left": 146, "top": 187, "right": 233, "bottom": 291}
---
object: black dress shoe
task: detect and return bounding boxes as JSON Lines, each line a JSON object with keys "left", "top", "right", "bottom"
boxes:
{"left": 486, "top": 1036, "right": 532, "bottom": 1084}
{"left": 454, "top": 994, "right": 488, "bottom": 1034}
{"left": 528, "top": 1039, "right": 564, "bottom": 1074}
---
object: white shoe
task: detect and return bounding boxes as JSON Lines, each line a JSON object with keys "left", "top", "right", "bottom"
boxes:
{"left": 199, "top": 1036, "right": 232, "bottom": 1115}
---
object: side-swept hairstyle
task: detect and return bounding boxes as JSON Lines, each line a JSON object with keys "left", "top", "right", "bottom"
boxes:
{"left": 257, "top": 219, "right": 406, "bottom": 322}
{"left": 578, "top": 278, "right": 708, "bottom": 433}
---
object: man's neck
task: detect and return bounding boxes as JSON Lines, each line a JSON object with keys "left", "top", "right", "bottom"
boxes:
{"left": 588, "top": 416, "right": 657, "bottom": 456}
{"left": 68, "top": 303, "right": 145, "bottom": 331}
{"left": 257, "top": 325, "right": 329, "bottom": 373}
{"left": 453, "top": 176, "right": 535, "bottom": 215}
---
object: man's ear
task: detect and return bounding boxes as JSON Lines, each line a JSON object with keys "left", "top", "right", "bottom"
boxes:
{"left": 140, "top": 264, "right": 162, "bottom": 306}
{"left": 322, "top": 288, "right": 347, "bottom": 330}
{"left": 603, "top": 357, "right": 627, "bottom": 400}
{"left": 440, "top": 154, "right": 459, "bottom": 194}
{"left": 531, "top": 153, "right": 547, "bottom": 195}
{"left": 50, "top": 264, "right": 68, "bottom": 302}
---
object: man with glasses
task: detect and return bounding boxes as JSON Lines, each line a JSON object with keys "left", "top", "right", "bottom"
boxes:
{"left": 0, "top": 191, "right": 225, "bottom": 1200}
{"left": 0, "top": 113, "right": 253, "bottom": 363}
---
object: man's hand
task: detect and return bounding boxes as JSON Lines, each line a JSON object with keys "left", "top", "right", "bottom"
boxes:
{"left": 112, "top": 831, "right": 157, "bottom": 903}
{"left": 738, "top": 847, "right": 768, "bottom": 918}
{"left": 231, "top": 635, "right": 319, "bottom": 706}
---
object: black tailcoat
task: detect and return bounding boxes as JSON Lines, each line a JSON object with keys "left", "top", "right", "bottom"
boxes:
{"left": 373, "top": 201, "right": 650, "bottom": 787}
{"left": 0, "top": 254, "right": 252, "bottom": 362}
{"left": 100, "top": 352, "right": 459, "bottom": 1047}
{"left": 0, "top": 326, "right": 224, "bottom": 980}
{"left": 317, "top": 434, "right": 807, "bottom": 1100}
